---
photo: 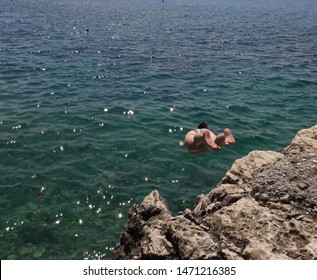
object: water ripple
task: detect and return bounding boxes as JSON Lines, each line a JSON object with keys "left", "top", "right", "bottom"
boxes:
{"left": 1, "top": 0, "right": 317, "bottom": 260}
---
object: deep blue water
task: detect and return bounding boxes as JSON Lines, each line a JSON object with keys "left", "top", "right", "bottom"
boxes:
{"left": 0, "top": 0, "right": 316, "bottom": 259}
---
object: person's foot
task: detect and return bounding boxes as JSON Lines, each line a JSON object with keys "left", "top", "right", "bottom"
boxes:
{"left": 204, "top": 130, "right": 221, "bottom": 150}
{"left": 224, "top": 128, "right": 235, "bottom": 145}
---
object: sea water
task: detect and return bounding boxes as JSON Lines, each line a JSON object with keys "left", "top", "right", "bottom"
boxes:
{"left": 0, "top": 0, "right": 316, "bottom": 259}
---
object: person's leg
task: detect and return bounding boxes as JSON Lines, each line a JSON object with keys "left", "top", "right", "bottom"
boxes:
{"left": 224, "top": 128, "right": 235, "bottom": 145}
{"left": 214, "top": 128, "right": 235, "bottom": 147}
{"left": 203, "top": 130, "right": 221, "bottom": 150}
{"left": 214, "top": 133, "right": 226, "bottom": 148}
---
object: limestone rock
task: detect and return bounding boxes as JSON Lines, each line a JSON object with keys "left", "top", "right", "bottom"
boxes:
{"left": 222, "top": 150, "right": 284, "bottom": 184}
{"left": 112, "top": 190, "right": 176, "bottom": 259}
{"left": 113, "top": 125, "right": 317, "bottom": 260}
{"left": 284, "top": 124, "right": 317, "bottom": 156}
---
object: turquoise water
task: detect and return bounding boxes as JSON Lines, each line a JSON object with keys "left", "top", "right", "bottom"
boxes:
{"left": 0, "top": 0, "right": 316, "bottom": 259}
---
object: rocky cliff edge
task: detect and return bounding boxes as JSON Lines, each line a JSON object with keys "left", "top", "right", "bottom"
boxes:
{"left": 113, "top": 125, "right": 317, "bottom": 260}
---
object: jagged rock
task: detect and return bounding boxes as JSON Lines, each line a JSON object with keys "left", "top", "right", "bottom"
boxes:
{"left": 113, "top": 125, "right": 317, "bottom": 260}
{"left": 222, "top": 150, "right": 284, "bottom": 184}
{"left": 112, "top": 190, "right": 176, "bottom": 260}
{"left": 283, "top": 125, "right": 317, "bottom": 156}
